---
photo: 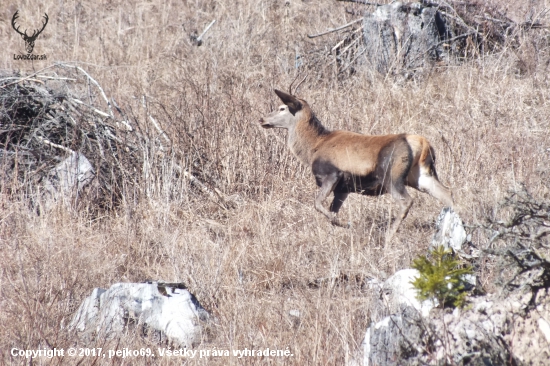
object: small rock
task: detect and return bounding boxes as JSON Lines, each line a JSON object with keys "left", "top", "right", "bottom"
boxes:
{"left": 44, "top": 152, "right": 95, "bottom": 201}
{"left": 289, "top": 309, "right": 300, "bottom": 318}
{"left": 482, "top": 320, "right": 494, "bottom": 333}
{"left": 538, "top": 317, "right": 550, "bottom": 344}
{"left": 520, "top": 292, "right": 533, "bottom": 306}
{"left": 431, "top": 207, "right": 467, "bottom": 252}
{"left": 380, "top": 269, "right": 436, "bottom": 317}
{"left": 475, "top": 300, "right": 493, "bottom": 314}
{"left": 362, "top": 307, "right": 428, "bottom": 366}
{"left": 69, "top": 282, "right": 209, "bottom": 347}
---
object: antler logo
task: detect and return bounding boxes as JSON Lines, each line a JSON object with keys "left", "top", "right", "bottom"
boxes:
{"left": 12, "top": 11, "right": 49, "bottom": 54}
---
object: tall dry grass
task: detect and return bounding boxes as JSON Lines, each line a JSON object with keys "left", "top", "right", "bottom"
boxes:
{"left": 1, "top": 0, "right": 550, "bottom": 364}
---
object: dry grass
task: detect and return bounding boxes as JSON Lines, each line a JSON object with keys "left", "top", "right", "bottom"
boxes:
{"left": 1, "top": 0, "right": 550, "bottom": 364}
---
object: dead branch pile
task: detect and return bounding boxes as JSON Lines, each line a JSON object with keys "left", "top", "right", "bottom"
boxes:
{"left": 0, "top": 65, "right": 141, "bottom": 209}
{"left": 307, "top": 17, "right": 367, "bottom": 77}
{"left": 484, "top": 184, "right": 550, "bottom": 294}
{"left": 0, "top": 64, "right": 225, "bottom": 211}
{"left": 310, "top": 0, "right": 549, "bottom": 76}
{"left": 436, "top": 0, "right": 547, "bottom": 55}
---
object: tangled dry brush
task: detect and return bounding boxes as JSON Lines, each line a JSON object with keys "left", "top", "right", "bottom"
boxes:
{"left": 1, "top": 0, "right": 549, "bottom": 364}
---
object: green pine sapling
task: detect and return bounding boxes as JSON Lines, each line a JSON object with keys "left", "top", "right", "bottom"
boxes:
{"left": 411, "top": 246, "right": 473, "bottom": 308}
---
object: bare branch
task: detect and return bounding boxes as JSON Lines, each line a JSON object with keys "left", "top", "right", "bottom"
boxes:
{"left": 307, "top": 18, "right": 363, "bottom": 38}
{"left": 149, "top": 115, "right": 171, "bottom": 149}
{"left": 336, "top": 0, "right": 383, "bottom": 5}
{"left": 35, "top": 136, "right": 74, "bottom": 154}
{"left": 0, "top": 64, "right": 57, "bottom": 89}
{"left": 58, "top": 64, "right": 115, "bottom": 119}
{"left": 71, "top": 98, "right": 111, "bottom": 118}
{"left": 194, "top": 20, "right": 216, "bottom": 46}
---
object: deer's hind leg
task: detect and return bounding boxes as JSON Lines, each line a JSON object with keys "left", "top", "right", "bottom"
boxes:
{"left": 330, "top": 191, "right": 349, "bottom": 214}
{"left": 386, "top": 180, "right": 413, "bottom": 242}
{"left": 382, "top": 141, "right": 414, "bottom": 241}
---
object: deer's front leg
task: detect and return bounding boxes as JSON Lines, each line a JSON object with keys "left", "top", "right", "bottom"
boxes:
{"left": 314, "top": 171, "right": 346, "bottom": 227}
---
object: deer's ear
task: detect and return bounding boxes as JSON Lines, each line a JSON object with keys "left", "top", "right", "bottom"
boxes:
{"left": 274, "top": 89, "right": 302, "bottom": 115}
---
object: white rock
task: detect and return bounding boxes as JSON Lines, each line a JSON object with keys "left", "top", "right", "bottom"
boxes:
{"left": 43, "top": 152, "right": 95, "bottom": 206}
{"left": 372, "top": 1, "right": 402, "bottom": 22}
{"left": 381, "top": 269, "right": 436, "bottom": 317}
{"left": 474, "top": 300, "right": 493, "bottom": 313}
{"left": 538, "top": 317, "right": 550, "bottom": 344}
{"left": 69, "top": 282, "right": 209, "bottom": 347}
{"left": 289, "top": 309, "right": 300, "bottom": 318}
{"left": 374, "top": 317, "right": 391, "bottom": 329}
{"left": 362, "top": 327, "right": 371, "bottom": 366}
{"left": 360, "top": 317, "right": 390, "bottom": 366}
{"left": 465, "top": 329, "right": 476, "bottom": 339}
{"left": 431, "top": 207, "right": 467, "bottom": 252}
{"left": 482, "top": 320, "right": 494, "bottom": 333}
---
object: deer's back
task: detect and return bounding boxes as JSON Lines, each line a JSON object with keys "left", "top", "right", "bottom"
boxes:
{"left": 312, "top": 131, "right": 419, "bottom": 176}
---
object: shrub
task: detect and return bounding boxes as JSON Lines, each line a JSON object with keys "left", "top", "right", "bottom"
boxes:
{"left": 411, "top": 246, "right": 473, "bottom": 308}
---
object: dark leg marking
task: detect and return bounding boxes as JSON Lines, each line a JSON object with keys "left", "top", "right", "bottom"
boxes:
{"left": 312, "top": 159, "right": 347, "bottom": 226}
{"left": 330, "top": 191, "right": 349, "bottom": 213}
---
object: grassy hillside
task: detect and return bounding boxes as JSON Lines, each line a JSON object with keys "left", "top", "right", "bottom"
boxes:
{"left": 1, "top": 0, "right": 549, "bottom": 364}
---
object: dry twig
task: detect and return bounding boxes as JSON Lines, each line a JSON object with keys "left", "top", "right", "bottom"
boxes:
{"left": 307, "top": 18, "right": 363, "bottom": 38}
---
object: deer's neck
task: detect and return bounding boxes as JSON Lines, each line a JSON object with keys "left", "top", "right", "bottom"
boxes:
{"left": 287, "top": 111, "right": 329, "bottom": 165}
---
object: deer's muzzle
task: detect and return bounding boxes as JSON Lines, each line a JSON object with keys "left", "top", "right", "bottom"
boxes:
{"left": 259, "top": 118, "right": 272, "bottom": 129}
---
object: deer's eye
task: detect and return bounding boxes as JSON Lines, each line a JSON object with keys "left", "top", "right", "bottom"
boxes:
{"left": 279, "top": 107, "right": 285, "bottom": 111}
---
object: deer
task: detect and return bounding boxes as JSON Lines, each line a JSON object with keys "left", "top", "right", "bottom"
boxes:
{"left": 12, "top": 11, "right": 49, "bottom": 54}
{"left": 259, "top": 89, "right": 455, "bottom": 241}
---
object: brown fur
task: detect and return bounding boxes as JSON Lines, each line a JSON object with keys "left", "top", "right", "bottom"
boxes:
{"left": 260, "top": 90, "right": 454, "bottom": 240}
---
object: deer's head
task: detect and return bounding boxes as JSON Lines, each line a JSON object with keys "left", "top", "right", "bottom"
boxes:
{"left": 259, "top": 90, "right": 305, "bottom": 130}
